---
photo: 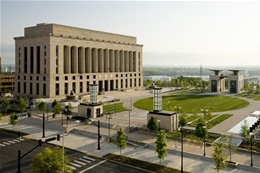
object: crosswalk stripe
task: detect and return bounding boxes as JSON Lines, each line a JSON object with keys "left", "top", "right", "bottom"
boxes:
{"left": 69, "top": 162, "right": 81, "bottom": 167}
{"left": 74, "top": 160, "right": 86, "bottom": 165}
{"left": 12, "top": 139, "right": 20, "bottom": 142}
{"left": 20, "top": 138, "right": 25, "bottom": 141}
{"left": 3, "top": 142, "right": 11, "bottom": 145}
{"left": 83, "top": 156, "right": 95, "bottom": 161}
{"left": 78, "top": 158, "right": 91, "bottom": 163}
{"left": 8, "top": 141, "right": 16, "bottom": 144}
{"left": 67, "top": 165, "right": 76, "bottom": 170}
{"left": 0, "top": 143, "right": 6, "bottom": 147}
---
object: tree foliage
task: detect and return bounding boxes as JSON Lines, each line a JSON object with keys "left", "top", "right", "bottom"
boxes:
{"left": 53, "top": 102, "right": 62, "bottom": 115}
{"left": 52, "top": 99, "right": 58, "bottom": 108}
{"left": 225, "top": 135, "right": 237, "bottom": 163}
{"left": 30, "top": 147, "right": 72, "bottom": 173}
{"left": 178, "top": 114, "right": 187, "bottom": 127}
{"left": 2, "top": 97, "right": 10, "bottom": 116}
{"left": 62, "top": 103, "right": 73, "bottom": 116}
{"left": 147, "top": 116, "right": 158, "bottom": 132}
{"left": 19, "top": 97, "right": 27, "bottom": 113}
{"left": 213, "top": 141, "right": 227, "bottom": 173}
{"left": 155, "top": 130, "right": 168, "bottom": 165}
{"left": 38, "top": 101, "right": 46, "bottom": 112}
{"left": 195, "top": 117, "right": 207, "bottom": 139}
{"left": 9, "top": 113, "right": 18, "bottom": 128}
{"left": 240, "top": 120, "right": 249, "bottom": 139}
{"left": 116, "top": 128, "right": 127, "bottom": 155}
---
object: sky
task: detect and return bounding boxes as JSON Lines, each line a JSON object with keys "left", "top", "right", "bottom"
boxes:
{"left": 1, "top": 1, "right": 260, "bottom": 67}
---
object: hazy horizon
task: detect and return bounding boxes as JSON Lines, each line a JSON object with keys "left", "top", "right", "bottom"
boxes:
{"left": 1, "top": 1, "right": 260, "bottom": 67}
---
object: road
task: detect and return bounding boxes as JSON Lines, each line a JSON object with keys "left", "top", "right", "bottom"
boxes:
{"left": 0, "top": 131, "right": 152, "bottom": 173}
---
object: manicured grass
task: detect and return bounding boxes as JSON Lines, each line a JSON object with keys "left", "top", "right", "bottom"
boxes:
{"left": 134, "top": 95, "right": 249, "bottom": 113}
{"left": 186, "top": 115, "right": 199, "bottom": 122}
{"left": 253, "top": 96, "right": 260, "bottom": 101}
{"left": 188, "top": 114, "right": 218, "bottom": 127}
{"left": 103, "top": 153, "right": 189, "bottom": 173}
{"left": 207, "top": 114, "right": 233, "bottom": 129}
{"left": 103, "top": 102, "right": 127, "bottom": 113}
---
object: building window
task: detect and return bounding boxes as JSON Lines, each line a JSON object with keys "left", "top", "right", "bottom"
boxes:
{"left": 23, "top": 82, "right": 26, "bottom": 94}
{"left": 18, "top": 76, "right": 20, "bottom": 80}
{"left": 55, "top": 83, "right": 59, "bottom": 95}
{"left": 65, "top": 76, "right": 68, "bottom": 80}
{"left": 43, "top": 77, "right": 46, "bottom": 81}
{"left": 72, "top": 82, "right": 76, "bottom": 92}
{"left": 37, "top": 46, "right": 40, "bottom": 74}
{"left": 36, "top": 83, "right": 39, "bottom": 95}
{"left": 18, "top": 82, "right": 20, "bottom": 93}
{"left": 64, "top": 83, "right": 68, "bottom": 94}
{"left": 56, "top": 77, "right": 59, "bottom": 81}
{"left": 24, "top": 47, "right": 28, "bottom": 73}
{"left": 86, "top": 75, "right": 89, "bottom": 79}
{"left": 80, "top": 82, "right": 83, "bottom": 92}
{"left": 116, "top": 74, "right": 118, "bottom": 77}
{"left": 73, "top": 76, "right": 76, "bottom": 80}
{"left": 30, "top": 76, "right": 32, "bottom": 80}
{"left": 126, "top": 74, "right": 128, "bottom": 77}
{"left": 80, "top": 76, "right": 83, "bottom": 80}
{"left": 36, "top": 76, "right": 39, "bottom": 81}
{"left": 93, "top": 75, "right": 96, "bottom": 79}
{"left": 121, "top": 74, "right": 123, "bottom": 77}
{"left": 30, "top": 83, "right": 33, "bottom": 94}
{"left": 43, "top": 83, "right": 46, "bottom": 96}
{"left": 24, "top": 76, "right": 26, "bottom": 80}
{"left": 30, "top": 47, "right": 34, "bottom": 73}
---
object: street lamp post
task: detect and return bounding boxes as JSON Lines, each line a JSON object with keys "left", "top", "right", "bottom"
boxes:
{"left": 249, "top": 132, "right": 254, "bottom": 166}
{"left": 180, "top": 126, "right": 184, "bottom": 173}
{"left": 201, "top": 109, "right": 208, "bottom": 118}
{"left": 129, "top": 98, "right": 132, "bottom": 132}
{"left": 42, "top": 113, "right": 45, "bottom": 138}
{"left": 175, "top": 106, "right": 181, "bottom": 130}
{"left": 203, "top": 125, "right": 206, "bottom": 156}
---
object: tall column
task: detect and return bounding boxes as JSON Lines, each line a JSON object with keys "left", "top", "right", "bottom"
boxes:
{"left": 115, "top": 50, "right": 120, "bottom": 72}
{"left": 109, "top": 50, "right": 115, "bottom": 72}
{"left": 64, "top": 46, "right": 70, "bottom": 74}
{"left": 78, "top": 47, "right": 85, "bottom": 73}
{"left": 71, "top": 46, "right": 78, "bottom": 73}
{"left": 92, "top": 48, "right": 98, "bottom": 73}
{"left": 98, "top": 49, "right": 104, "bottom": 73}
{"left": 120, "top": 50, "right": 124, "bottom": 72}
{"left": 85, "top": 47, "right": 92, "bottom": 73}
{"left": 124, "top": 51, "right": 129, "bottom": 72}
{"left": 133, "top": 51, "right": 137, "bottom": 72}
{"left": 104, "top": 49, "right": 109, "bottom": 72}
{"left": 129, "top": 51, "right": 133, "bottom": 72}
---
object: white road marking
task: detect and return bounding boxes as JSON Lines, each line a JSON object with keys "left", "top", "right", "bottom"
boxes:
{"left": 2, "top": 142, "right": 11, "bottom": 145}
{"left": 78, "top": 160, "right": 107, "bottom": 173}
{"left": 74, "top": 160, "right": 86, "bottom": 165}
{"left": 83, "top": 156, "right": 96, "bottom": 161}
{"left": 69, "top": 162, "right": 81, "bottom": 167}
{"left": 79, "top": 158, "right": 91, "bottom": 163}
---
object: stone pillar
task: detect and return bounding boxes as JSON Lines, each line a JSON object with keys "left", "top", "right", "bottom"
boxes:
{"left": 78, "top": 47, "right": 85, "bottom": 73}
{"left": 129, "top": 51, "right": 133, "bottom": 72}
{"left": 85, "top": 47, "right": 92, "bottom": 73}
{"left": 98, "top": 49, "right": 104, "bottom": 73}
{"left": 104, "top": 49, "right": 109, "bottom": 72}
{"left": 64, "top": 45, "right": 70, "bottom": 74}
{"left": 109, "top": 50, "right": 115, "bottom": 72}
{"left": 115, "top": 50, "right": 120, "bottom": 72}
{"left": 92, "top": 48, "right": 98, "bottom": 73}
{"left": 133, "top": 51, "right": 137, "bottom": 72}
{"left": 124, "top": 51, "right": 129, "bottom": 72}
{"left": 72, "top": 46, "right": 78, "bottom": 73}
{"left": 120, "top": 50, "right": 124, "bottom": 72}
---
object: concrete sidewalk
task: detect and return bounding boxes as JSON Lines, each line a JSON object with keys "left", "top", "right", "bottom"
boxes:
{"left": 1, "top": 121, "right": 260, "bottom": 173}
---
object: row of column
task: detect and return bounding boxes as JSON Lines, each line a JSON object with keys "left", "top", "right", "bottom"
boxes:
{"left": 63, "top": 46, "right": 140, "bottom": 74}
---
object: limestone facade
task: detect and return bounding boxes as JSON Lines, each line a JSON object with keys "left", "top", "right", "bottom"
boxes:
{"left": 14, "top": 23, "right": 143, "bottom": 99}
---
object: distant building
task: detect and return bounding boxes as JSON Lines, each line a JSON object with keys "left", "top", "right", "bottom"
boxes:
{"left": 14, "top": 23, "right": 143, "bottom": 99}
{"left": 228, "top": 70, "right": 243, "bottom": 94}
{"left": 0, "top": 57, "right": 15, "bottom": 93}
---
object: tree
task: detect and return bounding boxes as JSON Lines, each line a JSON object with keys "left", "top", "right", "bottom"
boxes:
{"left": 9, "top": 113, "right": 18, "bottom": 129}
{"left": 147, "top": 116, "right": 158, "bottom": 132}
{"left": 19, "top": 97, "right": 27, "bottom": 113}
{"left": 225, "top": 135, "right": 237, "bottom": 163}
{"left": 38, "top": 101, "right": 46, "bottom": 112}
{"left": 240, "top": 120, "right": 249, "bottom": 139}
{"left": 2, "top": 97, "right": 10, "bottom": 116}
{"left": 155, "top": 129, "right": 168, "bottom": 165}
{"left": 178, "top": 114, "right": 187, "bottom": 127}
{"left": 62, "top": 103, "right": 73, "bottom": 116}
{"left": 195, "top": 117, "right": 207, "bottom": 140}
{"left": 116, "top": 128, "right": 127, "bottom": 155}
{"left": 53, "top": 102, "right": 62, "bottom": 116}
{"left": 30, "top": 147, "right": 72, "bottom": 173}
{"left": 213, "top": 140, "right": 227, "bottom": 173}
{"left": 52, "top": 99, "right": 58, "bottom": 108}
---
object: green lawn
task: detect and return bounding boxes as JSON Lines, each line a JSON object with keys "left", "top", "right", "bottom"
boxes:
{"left": 134, "top": 95, "right": 249, "bottom": 113}
{"left": 186, "top": 115, "right": 199, "bottom": 122}
{"left": 253, "top": 96, "right": 260, "bottom": 101}
{"left": 103, "top": 102, "right": 127, "bottom": 113}
{"left": 207, "top": 114, "right": 233, "bottom": 129}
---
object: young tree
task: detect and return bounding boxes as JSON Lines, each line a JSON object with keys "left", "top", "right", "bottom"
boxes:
{"left": 62, "top": 103, "right": 73, "bottom": 116}
{"left": 30, "top": 147, "right": 72, "bottom": 173}
{"left": 52, "top": 99, "right": 58, "bottom": 108}
{"left": 38, "top": 101, "right": 46, "bottom": 112}
{"left": 19, "top": 97, "right": 27, "bottom": 113}
{"left": 195, "top": 118, "right": 207, "bottom": 144}
{"left": 116, "top": 128, "right": 127, "bottom": 155}
{"left": 213, "top": 141, "right": 227, "bottom": 173}
{"left": 2, "top": 97, "right": 10, "bottom": 116}
{"left": 178, "top": 114, "right": 187, "bottom": 127}
{"left": 9, "top": 113, "right": 18, "bottom": 129}
{"left": 53, "top": 102, "right": 62, "bottom": 116}
{"left": 147, "top": 116, "right": 158, "bottom": 132}
{"left": 155, "top": 129, "right": 168, "bottom": 165}
{"left": 240, "top": 120, "right": 249, "bottom": 139}
{"left": 225, "top": 135, "right": 237, "bottom": 163}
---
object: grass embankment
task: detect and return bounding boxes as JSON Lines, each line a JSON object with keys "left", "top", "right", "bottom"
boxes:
{"left": 103, "top": 102, "right": 127, "bottom": 113}
{"left": 134, "top": 95, "right": 249, "bottom": 113}
{"left": 103, "top": 153, "right": 189, "bottom": 173}
{"left": 236, "top": 93, "right": 260, "bottom": 101}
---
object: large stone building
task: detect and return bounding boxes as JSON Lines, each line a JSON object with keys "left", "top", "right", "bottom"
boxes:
{"left": 14, "top": 23, "right": 143, "bottom": 99}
